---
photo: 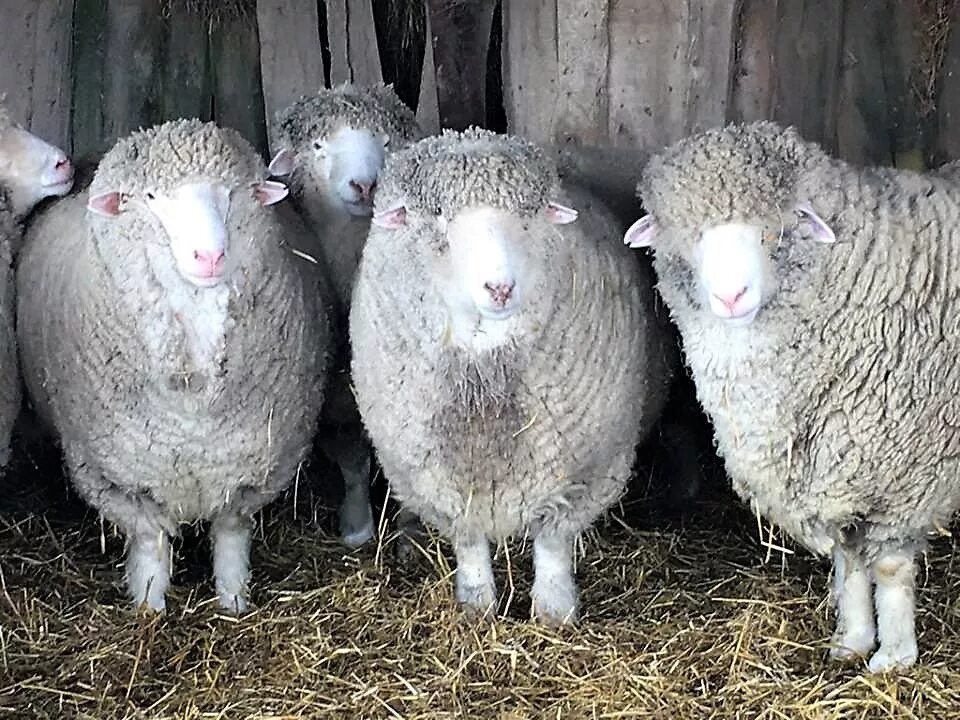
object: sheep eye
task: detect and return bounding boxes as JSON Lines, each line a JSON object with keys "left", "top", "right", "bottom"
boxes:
{"left": 145, "top": 191, "right": 156, "bottom": 201}
{"left": 312, "top": 141, "right": 323, "bottom": 151}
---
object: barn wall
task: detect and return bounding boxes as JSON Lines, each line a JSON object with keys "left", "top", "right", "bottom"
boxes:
{"left": 502, "top": 0, "right": 956, "bottom": 169}
{"left": 1, "top": 0, "right": 959, "bottom": 173}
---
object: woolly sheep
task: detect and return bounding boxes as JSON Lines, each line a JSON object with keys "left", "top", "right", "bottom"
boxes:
{"left": 267, "top": 82, "right": 425, "bottom": 547}
{"left": 625, "top": 120, "right": 960, "bottom": 672}
{"left": 17, "top": 119, "right": 331, "bottom": 612}
{"left": 0, "top": 102, "right": 74, "bottom": 471}
{"left": 350, "top": 128, "right": 674, "bottom": 623}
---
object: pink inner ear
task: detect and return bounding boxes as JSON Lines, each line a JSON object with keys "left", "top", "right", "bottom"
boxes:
{"left": 87, "top": 191, "right": 123, "bottom": 217}
{"left": 624, "top": 215, "right": 657, "bottom": 247}
{"left": 267, "top": 149, "right": 296, "bottom": 177}
{"left": 372, "top": 205, "right": 407, "bottom": 229}
{"left": 795, "top": 201, "right": 836, "bottom": 243}
{"left": 545, "top": 201, "right": 578, "bottom": 225}
{"left": 254, "top": 180, "right": 289, "bottom": 206}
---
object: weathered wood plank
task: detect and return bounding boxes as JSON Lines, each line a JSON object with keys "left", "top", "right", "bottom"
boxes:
{"left": 0, "top": 2, "right": 75, "bottom": 149}
{"left": 607, "top": 0, "right": 739, "bottom": 151}
{"left": 162, "top": 4, "right": 211, "bottom": 124}
{"left": 427, "top": 0, "right": 496, "bottom": 130}
{"left": 501, "top": 0, "right": 558, "bottom": 142}
{"left": 325, "top": 0, "right": 383, "bottom": 86}
{"left": 837, "top": 0, "right": 921, "bottom": 167}
{"left": 70, "top": 0, "right": 107, "bottom": 158}
{"left": 212, "top": 15, "right": 269, "bottom": 157}
{"left": 730, "top": 0, "right": 778, "bottom": 123}
{"left": 936, "top": 3, "right": 960, "bottom": 163}
{"left": 416, "top": 5, "right": 440, "bottom": 135}
{"left": 256, "top": 0, "right": 325, "bottom": 151}
{"left": 553, "top": 0, "right": 610, "bottom": 145}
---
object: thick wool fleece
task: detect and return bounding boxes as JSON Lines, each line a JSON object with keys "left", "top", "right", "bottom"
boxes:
{"left": 638, "top": 121, "right": 960, "bottom": 562}
{"left": 351, "top": 129, "right": 674, "bottom": 541}
{"left": 17, "top": 120, "right": 330, "bottom": 534}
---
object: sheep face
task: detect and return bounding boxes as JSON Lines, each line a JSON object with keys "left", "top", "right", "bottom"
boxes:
{"left": 625, "top": 205, "right": 834, "bottom": 326}
{"left": 87, "top": 179, "right": 288, "bottom": 288}
{"left": 0, "top": 122, "right": 74, "bottom": 217}
{"left": 269, "top": 126, "right": 390, "bottom": 218}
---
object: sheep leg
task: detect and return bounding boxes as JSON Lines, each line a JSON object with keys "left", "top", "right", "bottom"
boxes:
{"left": 868, "top": 550, "right": 919, "bottom": 673}
{"left": 210, "top": 510, "right": 253, "bottom": 614}
{"left": 828, "top": 546, "right": 876, "bottom": 660}
{"left": 320, "top": 434, "right": 375, "bottom": 547}
{"left": 453, "top": 533, "right": 496, "bottom": 618}
{"left": 126, "top": 525, "right": 171, "bottom": 612}
{"left": 531, "top": 531, "right": 579, "bottom": 625}
{"left": 394, "top": 506, "right": 429, "bottom": 562}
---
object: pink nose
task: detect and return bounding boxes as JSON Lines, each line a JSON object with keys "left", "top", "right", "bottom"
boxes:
{"left": 714, "top": 286, "right": 749, "bottom": 313}
{"left": 193, "top": 249, "right": 225, "bottom": 277}
{"left": 349, "top": 180, "right": 375, "bottom": 203}
{"left": 54, "top": 155, "right": 73, "bottom": 181}
{"left": 484, "top": 280, "right": 516, "bottom": 308}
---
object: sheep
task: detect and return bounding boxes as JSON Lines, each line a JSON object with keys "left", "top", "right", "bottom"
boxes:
{"left": 17, "top": 118, "right": 331, "bottom": 612}
{"left": 0, "top": 102, "right": 74, "bottom": 472}
{"left": 350, "top": 128, "right": 674, "bottom": 623}
{"left": 266, "top": 82, "right": 425, "bottom": 548}
{"left": 624, "top": 120, "right": 960, "bottom": 673}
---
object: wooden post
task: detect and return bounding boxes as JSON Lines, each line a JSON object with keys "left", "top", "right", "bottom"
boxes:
{"left": 212, "top": 15, "right": 269, "bottom": 157}
{"left": 501, "top": 0, "right": 558, "bottom": 143}
{"left": 427, "top": 0, "right": 496, "bottom": 130}
{"left": 416, "top": 3, "right": 441, "bottom": 135}
{"left": 0, "top": 2, "right": 75, "bottom": 150}
{"left": 256, "top": 0, "right": 325, "bottom": 152}
{"left": 162, "top": 4, "right": 211, "bottom": 124}
{"left": 325, "top": 0, "right": 383, "bottom": 86}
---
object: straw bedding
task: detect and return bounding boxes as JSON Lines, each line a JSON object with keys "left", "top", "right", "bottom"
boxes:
{"left": 1, "top": 432, "right": 959, "bottom": 720}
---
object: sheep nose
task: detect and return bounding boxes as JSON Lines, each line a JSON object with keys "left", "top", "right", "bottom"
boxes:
{"left": 714, "top": 286, "right": 749, "bottom": 313}
{"left": 193, "top": 249, "right": 225, "bottom": 277}
{"left": 55, "top": 155, "right": 73, "bottom": 179}
{"left": 484, "top": 280, "right": 516, "bottom": 308}
{"left": 349, "top": 180, "right": 376, "bottom": 203}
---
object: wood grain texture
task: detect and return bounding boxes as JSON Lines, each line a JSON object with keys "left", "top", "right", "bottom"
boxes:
{"left": 212, "top": 15, "right": 269, "bottom": 157}
{"left": 501, "top": 0, "right": 558, "bottom": 142}
{"left": 416, "top": 5, "right": 441, "bottom": 135}
{"left": 325, "top": 0, "right": 383, "bottom": 87}
{"left": 553, "top": 0, "right": 610, "bottom": 145}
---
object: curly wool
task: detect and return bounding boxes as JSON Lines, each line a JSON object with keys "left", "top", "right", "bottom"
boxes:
{"left": 18, "top": 120, "right": 330, "bottom": 533}
{"left": 377, "top": 127, "right": 558, "bottom": 219}
{"left": 639, "top": 120, "right": 960, "bottom": 562}
{"left": 352, "top": 130, "right": 674, "bottom": 541}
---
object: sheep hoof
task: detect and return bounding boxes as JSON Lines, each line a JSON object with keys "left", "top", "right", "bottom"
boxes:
{"left": 341, "top": 522, "right": 375, "bottom": 549}
{"left": 867, "top": 642, "right": 918, "bottom": 674}
{"left": 133, "top": 596, "right": 166, "bottom": 614}
{"left": 218, "top": 592, "right": 250, "bottom": 615}
{"left": 828, "top": 630, "right": 875, "bottom": 662}
{"left": 456, "top": 582, "right": 497, "bottom": 620}
{"left": 530, "top": 583, "right": 580, "bottom": 626}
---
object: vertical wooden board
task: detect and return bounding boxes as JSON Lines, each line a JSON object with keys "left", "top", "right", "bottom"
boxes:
{"left": 937, "top": 5, "right": 960, "bottom": 163}
{"left": 607, "top": 0, "right": 738, "bottom": 152}
{"left": 325, "top": 0, "right": 383, "bottom": 86}
{"left": 212, "top": 16, "right": 269, "bottom": 158}
{"left": 0, "top": 2, "right": 74, "bottom": 150}
{"left": 256, "top": 0, "right": 324, "bottom": 150}
{"left": 427, "top": 0, "right": 496, "bottom": 131}
{"left": 70, "top": 0, "right": 107, "bottom": 158}
{"left": 836, "top": 0, "right": 921, "bottom": 166}
{"left": 501, "top": 0, "right": 558, "bottom": 143}
{"left": 100, "top": 0, "right": 164, "bottom": 146}
{"left": 730, "top": 0, "right": 778, "bottom": 123}
{"left": 162, "top": 5, "right": 211, "bottom": 124}
{"left": 770, "top": 0, "right": 844, "bottom": 150}
{"left": 416, "top": 5, "right": 441, "bottom": 135}
{"left": 553, "top": 0, "right": 610, "bottom": 145}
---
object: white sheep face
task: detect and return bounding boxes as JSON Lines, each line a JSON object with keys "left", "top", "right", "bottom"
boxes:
{"left": 87, "top": 179, "right": 289, "bottom": 288}
{"left": 695, "top": 223, "right": 768, "bottom": 325}
{"left": 0, "top": 123, "right": 74, "bottom": 217}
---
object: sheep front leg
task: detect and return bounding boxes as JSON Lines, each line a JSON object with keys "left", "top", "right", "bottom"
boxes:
{"left": 211, "top": 510, "right": 253, "bottom": 614}
{"left": 829, "top": 546, "right": 876, "bottom": 660}
{"left": 453, "top": 533, "right": 496, "bottom": 618}
{"left": 126, "top": 525, "right": 171, "bottom": 612}
{"left": 531, "top": 531, "right": 579, "bottom": 625}
{"left": 320, "top": 434, "right": 375, "bottom": 547}
{"left": 868, "top": 550, "right": 918, "bottom": 673}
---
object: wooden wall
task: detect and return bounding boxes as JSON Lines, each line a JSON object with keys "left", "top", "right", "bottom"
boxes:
{"left": 1, "top": 0, "right": 959, "bottom": 172}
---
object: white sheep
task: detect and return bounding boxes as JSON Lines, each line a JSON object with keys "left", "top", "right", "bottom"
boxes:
{"left": 0, "top": 101, "right": 74, "bottom": 470}
{"left": 626, "top": 120, "right": 960, "bottom": 672}
{"left": 267, "top": 82, "right": 425, "bottom": 547}
{"left": 350, "top": 128, "right": 674, "bottom": 623}
{"left": 17, "top": 119, "right": 331, "bottom": 612}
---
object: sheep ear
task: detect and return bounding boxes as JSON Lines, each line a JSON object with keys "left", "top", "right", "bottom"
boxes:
{"left": 372, "top": 203, "right": 407, "bottom": 229}
{"left": 545, "top": 201, "right": 578, "bottom": 225}
{"left": 795, "top": 201, "right": 835, "bottom": 243}
{"left": 254, "top": 180, "right": 289, "bottom": 206}
{"left": 624, "top": 215, "right": 657, "bottom": 247}
{"left": 87, "top": 191, "right": 123, "bottom": 217}
{"left": 267, "top": 148, "right": 296, "bottom": 177}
